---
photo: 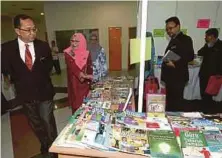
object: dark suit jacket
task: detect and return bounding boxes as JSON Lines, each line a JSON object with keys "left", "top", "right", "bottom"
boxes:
{"left": 198, "top": 39, "right": 222, "bottom": 78}
{"left": 1, "top": 39, "right": 55, "bottom": 104}
{"left": 161, "top": 32, "right": 195, "bottom": 84}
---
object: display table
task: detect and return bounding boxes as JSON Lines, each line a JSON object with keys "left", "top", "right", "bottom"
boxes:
{"left": 49, "top": 95, "right": 137, "bottom": 158}
{"left": 49, "top": 145, "right": 147, "bottom": 158}
{"left": 50, "top": 76, "right": 137, "bottom": 158}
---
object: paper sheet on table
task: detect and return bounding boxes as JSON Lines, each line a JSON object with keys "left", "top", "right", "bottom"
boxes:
{"left": 130, "top": 38, "right": 151, "bottom": 64}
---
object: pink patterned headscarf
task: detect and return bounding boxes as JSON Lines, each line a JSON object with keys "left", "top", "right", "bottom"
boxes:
{"left": 64, "top": 33, "right": 89, "bottom": 70}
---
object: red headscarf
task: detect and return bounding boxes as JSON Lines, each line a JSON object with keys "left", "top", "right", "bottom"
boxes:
{"left": 64, "top": 33, "right": 89, "bottom": 70}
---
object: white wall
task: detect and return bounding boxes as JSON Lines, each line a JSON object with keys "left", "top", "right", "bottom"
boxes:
{"left": 1, "top": 16, "right": 16, "bottom": 43}
{"left": 139, "top": 1, "right": 222, "bottom": 56}
{"left": 44, "top": 1, "right": 138, "bottom": 70}
{"left": 1, "top": 15, "right": 47, "bottom": 43}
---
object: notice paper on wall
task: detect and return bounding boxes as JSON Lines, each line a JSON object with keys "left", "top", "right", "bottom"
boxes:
{"left": 153, "top": 29, "right": 165, "bottom": 37}
{"left": 197, "top": 19, "right": 210, "bottom": 28}
{"left": 130, "top": 38, "right": 152, "bottom": 64}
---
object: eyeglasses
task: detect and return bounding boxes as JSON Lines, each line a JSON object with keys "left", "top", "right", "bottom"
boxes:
{"left": 70, "top": 40, "right": 80, "bottom": 42}
{"left": 19, "top": 28, "right": 38, "bottom": 34}
{"left": 166, "top": 25, "right": 177, "bottom": 31}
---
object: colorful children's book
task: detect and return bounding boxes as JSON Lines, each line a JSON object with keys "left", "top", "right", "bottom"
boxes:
{"left": 146, "top": 94, "right": 166, "bottom": 113}
{"left": 115, "top": 111, "right": 147, "bottom": 129}
{"left": 148, "top": 131, "right": 182, "bottom": 158}
{"left": 190, "top": 118, "right": 217, "bottom": 130}
{"left": 110, "top": 125, "right": 150, "bottom": 156}
{"left": 147, "top": 112, "right": 165, "bottom": 118}
{"left": 204, "top": 132, "right": 222, "bottom": 153}
{"left": 180, "top": 131, "right": 208, "bottom": 158}
{"left": 146, "top": 117, "right": 172, "bottom": 131}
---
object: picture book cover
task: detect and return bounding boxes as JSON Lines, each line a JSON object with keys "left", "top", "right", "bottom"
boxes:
{"left": 204, "top": 132, "right": 222, "bottom": 153}
{"left": 180, "top": 131, "right": 207, "bottom": 148}
{"left": 180, "top": 131, "right": 208, "bottom": 157}
{"left": 146, "top": 94, "right": 166, "bottom": 113}
{"left": 191, "top": 118, "right": 215, "bottom": 128}
{"left": 147, "top": 112, "right": 165, "bottom": 118}
{"left": 90, "top": 107, "right": 111, "bottom": 124}
{"left": 115, "top": 111, "right": 147, "bottom": 129}
{"left": 81, "top": 123, "right": 109, "bottom": 150}
{"left": 146, "top": 117, "right": 172, "bottom": 131}
{"left": 110, "top": 125, "right": 150, "bottom": 156}
{"left": 65, "top": 122, "right": 86, "bottom": 145}
{"left": 148, "top": 131, "right": 182, "bottom": 158}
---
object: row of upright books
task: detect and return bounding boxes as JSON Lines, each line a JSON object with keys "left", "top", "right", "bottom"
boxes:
{"left": 53, "top": 76, "right": 222, "bottom": 158}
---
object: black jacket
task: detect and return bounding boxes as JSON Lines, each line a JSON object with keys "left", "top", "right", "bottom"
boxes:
{"left": 198, "top": 39, "right": 222, "bottom": 78}
{"left": 1, "top": 39, "right": 55, "bottom": 104}
{"left": 161, "top": 32, "right": 194, "bottom": 84}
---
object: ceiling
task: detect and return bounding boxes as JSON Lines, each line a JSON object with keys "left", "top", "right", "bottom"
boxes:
{"left": 1, "top": 1, "right": 45, "bottom": 19}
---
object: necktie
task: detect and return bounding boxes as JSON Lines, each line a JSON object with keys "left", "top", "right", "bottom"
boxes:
{"left": 25, "top": 44, "right": 33, "bottom": 70}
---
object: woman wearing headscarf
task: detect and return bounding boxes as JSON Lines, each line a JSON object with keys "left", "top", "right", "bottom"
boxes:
{"left": 88, "top": 35, "right": 108, "bottom": 82}
{"left": 64, "top": 33, "right": 93, "bottom": 113}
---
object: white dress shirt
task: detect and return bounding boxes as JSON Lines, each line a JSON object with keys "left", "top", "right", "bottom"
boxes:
{"left": 18, "top": 38, "right": 35, "bottom": 64}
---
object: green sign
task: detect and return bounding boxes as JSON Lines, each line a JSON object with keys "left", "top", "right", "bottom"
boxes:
{"left": 181, "top": 29, "right": 188, "bottom": 35}
{"left": 153, "top": 29, "right": 165, "bottom": 37}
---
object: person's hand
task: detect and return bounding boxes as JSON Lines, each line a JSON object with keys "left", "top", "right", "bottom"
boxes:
{"left": 79, "top": 72, "right": 86, "bottom": 82}
{"left": 3, "top": 76, "right": 11, "bottom": 89}
{"left": 84, "top": 74, "right": 93, "bottom": 80}
{"left": 80, "top": 77, "right": 85, "bottom": 83}
{"left": 79, "top": 72, "right": 86, "bottom": 78}
{"left": 166, "top": 60, "right": 175, "bottom": 68}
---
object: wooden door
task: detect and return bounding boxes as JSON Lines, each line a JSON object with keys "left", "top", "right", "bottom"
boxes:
{"left": 108, "top": 27, "right": 122, "bottom": 71}
{"left": 128, "top": 27, "right": 137, "bottom": 70}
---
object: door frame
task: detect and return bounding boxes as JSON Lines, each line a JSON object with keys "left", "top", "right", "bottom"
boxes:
{"left": 128, "top": 27, "right": 137, "bottom": 70}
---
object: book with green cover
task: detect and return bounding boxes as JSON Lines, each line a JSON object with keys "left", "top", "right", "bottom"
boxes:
{"left": 148, "top": 131, "right": 182, "bottom": 158}
{"left": 180, "top": 131, "right": 207, "bottom": 148}
{"left": 180, "top": 131, "right": 209, "bottom": 157}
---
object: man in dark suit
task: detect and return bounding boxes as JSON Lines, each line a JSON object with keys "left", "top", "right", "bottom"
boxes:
{"left": 198, "top": 28, "right": 222, "bottom": 113}
{"left": 161, "top": 17, "right": 194, "bottom": 111}
{"left": 1, "top": 14, "right": 57, "bottom": 158}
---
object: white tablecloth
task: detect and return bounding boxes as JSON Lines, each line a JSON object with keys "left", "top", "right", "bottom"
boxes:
{"left": 154, "top": 66, "right": 222, "bottom": 101}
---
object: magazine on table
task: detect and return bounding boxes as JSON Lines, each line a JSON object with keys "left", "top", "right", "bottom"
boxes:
{"left": 109, "top": 125, "right": 150, "bottom": 156}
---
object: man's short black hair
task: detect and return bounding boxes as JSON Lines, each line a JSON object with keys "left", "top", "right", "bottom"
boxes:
{"left": 206, "top": 28, "right": 219, "bottom": 38}
{"left": 13, "top": 14, "right": 33, "bottom": 28}
{"left": 165, "top": 16, "right": 180, "bottom": 26}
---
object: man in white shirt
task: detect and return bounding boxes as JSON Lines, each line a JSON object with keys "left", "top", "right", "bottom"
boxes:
{"left": 2, "top": 14, "right": 57, "bottom": 158}
{"left": 51, "top": 40, "right": 61, "bottom": 75}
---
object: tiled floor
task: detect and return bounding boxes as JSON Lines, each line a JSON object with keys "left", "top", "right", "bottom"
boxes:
{"left": 1, "top": 112, "right": 14, "bottom": 158}
{"left": 1, "top": 69, "right": 72, "bottom": 158}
